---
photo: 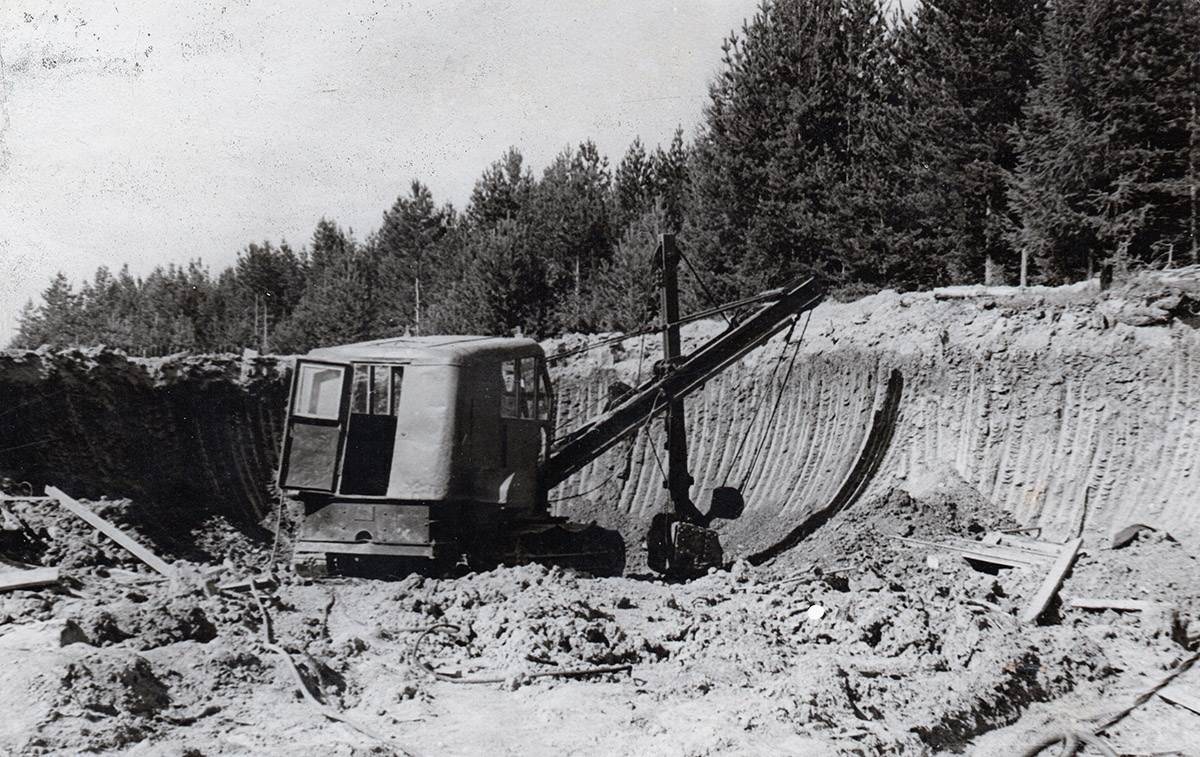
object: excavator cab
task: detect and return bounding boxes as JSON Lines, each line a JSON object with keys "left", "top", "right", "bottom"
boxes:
{"left": 278, "top": 335, "right": 568, "bottom": 575}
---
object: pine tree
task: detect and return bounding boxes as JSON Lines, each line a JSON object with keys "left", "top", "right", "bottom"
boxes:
{"left": 466, "top": 148, "right": 534, "bottom": 229}
{"left": 613, "top": 137, "right": 653, "bottom": 233}
{"left": 531, "top": 140, "right": 613, "bottom": 332}
{"left": 1009, "top": 0, "right": 1200, "bottom": 281}
{"left": 233, "top": 240, "right": 305, "bottom": 351}
{"left": 650, "top": 128, "right": 690, "bottom": 234}
{"left": 584, "top": 210, "right": 660, "bottom": 333}
{"left": 435, "top": 218, "right": 551, "bottom": 336}
{"left": 897, "top": 0, "right": 1046, "bottom": 284}
{"left": 11, "top": 273, "right": 85, "bottom": 349}
{"left": 370, "top": 181, "right": 454, "bottom": 336}
{"left": 274, "top": 221, "right": 375, "bottom": 352}
{"left": 689, "top": 0, "right": 908, "bottom": 297}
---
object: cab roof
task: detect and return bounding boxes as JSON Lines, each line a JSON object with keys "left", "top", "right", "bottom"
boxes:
{"left": 305, "top": 335, "right": 544, "bottom": 366}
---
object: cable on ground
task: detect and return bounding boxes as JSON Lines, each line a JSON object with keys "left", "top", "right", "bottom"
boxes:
{"left": 250, "top": 585, "right": 420, "bottom": 757}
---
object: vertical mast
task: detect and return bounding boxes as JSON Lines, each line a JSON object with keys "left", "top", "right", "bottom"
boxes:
{"left": 657, "top": 234, "right": 702, "bottom": 524}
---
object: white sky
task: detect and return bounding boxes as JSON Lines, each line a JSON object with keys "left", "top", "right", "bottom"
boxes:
{"left": 0, "top": 0, "right": 911, "bottom": 344}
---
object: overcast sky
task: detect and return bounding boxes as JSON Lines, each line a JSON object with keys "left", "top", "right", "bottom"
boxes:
{"left": 0, "top": 0, "right": 910, "bottom": 345}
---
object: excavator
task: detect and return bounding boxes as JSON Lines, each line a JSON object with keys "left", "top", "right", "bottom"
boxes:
{"left": 277, "top": 235, "right": 824, "bottom": 577}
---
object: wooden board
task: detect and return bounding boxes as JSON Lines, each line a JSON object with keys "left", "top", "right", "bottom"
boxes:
{"left": 1021, "top": 537, "right": 1083, "bottom": 624}
{"left": 1067, "top": 597, "right": 1157, "bottom": 612}
{"left": 0, "top": 567, "right": 60, "bottom": 592}
{"left": 895, "top": 535, "right": 1046, "bottom": 568}
{"left": 993, "top": 534, "right": 1064, "bottom": 558}
{"left": 46, "top": 487, "right": 175, "bottom": 579}
{"left": 1159, "top": 685, "right": 1200, "bottom": 717}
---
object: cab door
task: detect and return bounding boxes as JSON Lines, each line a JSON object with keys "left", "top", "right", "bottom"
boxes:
{"left": 339, "top": 364, "right": 403, "bottom": 496}
{"left": 280, "top": 361, "right": 349, "bottom": 492}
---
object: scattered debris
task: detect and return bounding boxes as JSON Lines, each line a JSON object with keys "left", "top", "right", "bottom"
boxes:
{"left": 895, "top": 534, "right": 1056, "bottom": 569}
{"left": 218, "top": 575, "right": 276, "bottom": 594}
{"left": 1110, "top": 523, "right": 1163, "bottom": 549}
{"left": 1067, "top": 597, "right": 1161, "bottom": 613}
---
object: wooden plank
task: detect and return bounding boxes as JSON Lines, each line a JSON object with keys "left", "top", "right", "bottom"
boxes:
{"left": 993, "top": 534, "right": 1064, "bottom": 557}
{"left": 1159, "top": 685, "right": 1200, "bottom": 717}
{"left": 0, "top": 567, "right": 60, "bottom": 592}
{"left": 1021, "top": 537, "right": 1083, "bottom": 624}
{"left": 894, "top": 535, "right": 1043, "bottom": 568}
{"left": 1068, "top": 597, "right": 1157, "bottom": 612}
{"left": 959, "top": 550, "right": 1035, "bottom": 569}
{"left": 219, "top": 576, "right": 275, "bottom": 593}
{"left": 46, "top": 487, "right": 175, "bottom": 579}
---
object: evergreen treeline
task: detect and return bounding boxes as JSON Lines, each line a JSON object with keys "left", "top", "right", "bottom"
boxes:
{"left": 13, "top": 0, "right": 1199, "bottom": 355}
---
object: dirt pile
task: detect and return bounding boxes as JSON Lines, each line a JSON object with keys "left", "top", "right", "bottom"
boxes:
{"left": 3, "top": 467, "right": 1196, "bottom": 755}
{"left": 1, "top": 494, "right": 271, "bottom": 571}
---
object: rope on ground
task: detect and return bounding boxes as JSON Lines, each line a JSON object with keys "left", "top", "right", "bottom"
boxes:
{"left": 1016, "top": 729, "right": 1115, "bottom": 757}
{"left": 408, "top": 623, "right": 632, "bottom": 685}
{"left": 1020, "top": 649, "right": 1200, "bottom": 756}
{"left": 250, "top": 585, "right": 421, "bottom": 757}
{"left": 1093, "top": 649, "right": 1200, "bottom": 732}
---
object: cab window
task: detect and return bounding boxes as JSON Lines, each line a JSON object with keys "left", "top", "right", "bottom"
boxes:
{"left": 501, "top": 360, "right": 519, "bottom": 417}
{"left": 519, "top": 359, "right": 536, "bottom": 418}
{"left": 293, "top": 363, "right": 345, "bottom": 420}
{"left": 501, "top": 357, "right": 543, "bottom": 420}
{"left": 537, "top": 365, "right": 553, "bottom": 421}
{"left": 350, "top": 364, "right": 404, "bottom": 416}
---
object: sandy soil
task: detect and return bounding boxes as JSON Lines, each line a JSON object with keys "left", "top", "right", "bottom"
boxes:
{"left": 1, "top": 476, "right": 1197, "bottom": 756}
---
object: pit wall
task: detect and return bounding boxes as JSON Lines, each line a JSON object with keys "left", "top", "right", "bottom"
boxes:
{"left": 2, "top": 287, "right": 1198, "bottom": 556}
{"left": 551, "top": 290, "right": 1200, "bottom": 557}
{"left": 0, "top": 350, "right": 290, "bottom": 519}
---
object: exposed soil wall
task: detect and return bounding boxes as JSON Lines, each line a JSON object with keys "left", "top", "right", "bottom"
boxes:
{"left": 0, "top": 349, "right": 290, "bottom": 521}
{"left": 551, "top": 285, "right": 1200, "bottom": 561}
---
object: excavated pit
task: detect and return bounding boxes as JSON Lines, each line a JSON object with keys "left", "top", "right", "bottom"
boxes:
{"left": 3, "top": 282, "right": 1200, "bottom": 755}
{"left": 5, "top": 286, "right": 1200, "bottom": 555}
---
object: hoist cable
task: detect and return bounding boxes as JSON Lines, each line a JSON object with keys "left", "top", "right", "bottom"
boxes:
{"left": 738, "top": 309, "right": 812, "bottom": 490}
